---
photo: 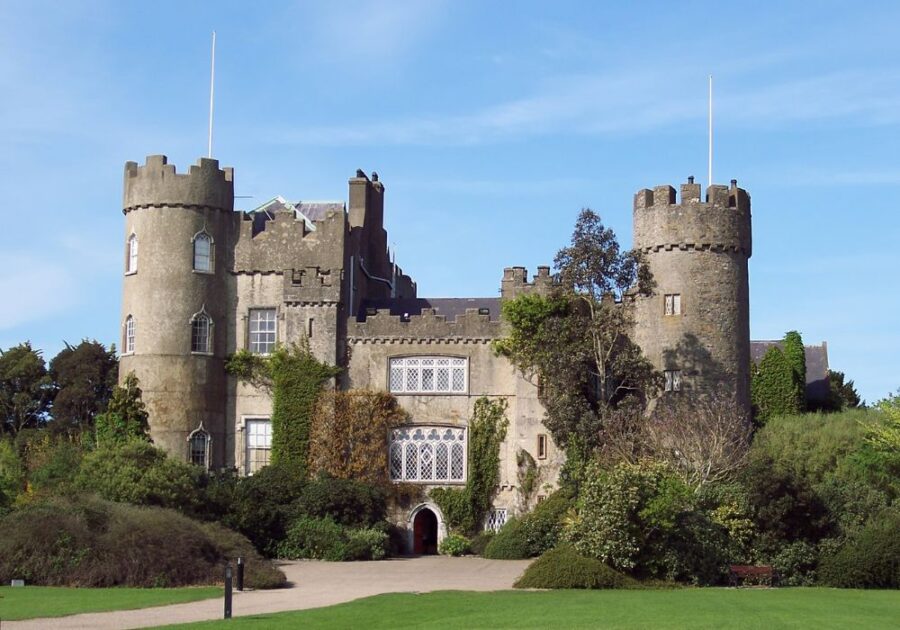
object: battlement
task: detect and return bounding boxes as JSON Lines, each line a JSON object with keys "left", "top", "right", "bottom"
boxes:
{"left": 500, "top": 265, "right": 554, "bottom": 299}
{"left": 633, "top": 178, "right": 752, "bottom": 258}
{"left": 633, "top": 177, "right": 749, "bottom": 212}
{"left": 347, "top": 307, "right": 501, "bottom": 342}
{"left": 123, "top": 155, "right": 234, "bottom": 213}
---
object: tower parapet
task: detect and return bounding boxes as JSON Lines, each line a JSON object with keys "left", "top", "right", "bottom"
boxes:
{"left": 123, "top": 155, "right": 234, "bottom": 212}
{"left": 632, "top": 178, "right": 752, "bottom": 414}
{"left": 501, "top": 265, "right": 553, "bottom": 299}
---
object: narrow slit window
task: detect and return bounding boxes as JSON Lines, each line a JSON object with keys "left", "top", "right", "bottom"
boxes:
{"left": 126, "top": 234, "right": 138, "bottom": 274}
{"left": 124, "top": 315, "right": 135, "bottom": 354}
{"left": 537, "top": 434, "right": 548, "bottom": 460}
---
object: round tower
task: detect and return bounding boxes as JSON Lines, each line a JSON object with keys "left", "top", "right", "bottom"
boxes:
{"left": 631, "top": 178, "right": 752, "bottom": 414}
{"left": 120, "top": 155, "right": 235, "bottom": 467}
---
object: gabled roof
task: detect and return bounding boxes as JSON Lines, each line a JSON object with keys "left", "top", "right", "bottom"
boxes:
{"left": 248, "top": 196, "right": 345, "bottom": 233}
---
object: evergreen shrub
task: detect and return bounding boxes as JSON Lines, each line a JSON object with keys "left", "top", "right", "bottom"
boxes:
{"left": 295, "top": 475, "right": 386, "bottom": 528}
{"left": 483, "top": 518, "right": 531, "bottom": 559}
{"left": 514, "top": 545, "right": 637, "bottom": 590}
{"left": 0, "top": 495, "right": 285, "bottom": 588}
{"left": 277, "top": 516, "right": 387, "bottom": 561}
{"left": 469, "top": 531, "right": 495, "bottom": 556}
{"left": 484, "top": 491, "right": 573, "bottom": 559}
{"left": 439, "top": 533, "right": 471, "bottom": 556}
{"left": 819, "top": 509, "right": 900, "bottom": 588}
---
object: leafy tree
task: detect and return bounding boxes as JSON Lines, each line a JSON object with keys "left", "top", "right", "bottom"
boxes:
{"left": 0, "top": 343, "right": 53, "bottom": 435}
{"left": 782, "top": 331, "right": 806, "bottom": 412}
{"left": 495, "top": 209, "right": 658, "bottom": 449}
{"left": 49, "top": 340, "right": 118, "bottom": 434}
{"left": 750, "top": 346, "right": 801, "bottom": 424}
{"left": 865, "top": 390, "right": 900, "bottom": 453}
{"left": 823, "top": 370, "right": 862, "bottom": 411}
{"left": 94, "top": 372, "right": 150, "bottom": 445}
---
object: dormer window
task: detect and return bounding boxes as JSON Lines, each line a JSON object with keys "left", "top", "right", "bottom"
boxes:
{"left": 193, "top": 232, "right": 213, "bottom": 273}
{"left": 126, "top": 234, "right": 138, "bottom": 274}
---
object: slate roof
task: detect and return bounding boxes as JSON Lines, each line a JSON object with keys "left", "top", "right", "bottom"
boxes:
{"left": 358, "top": 297, "right": 502, "bottom": 322}
{"left": 750, "top": 340, "right": 830, "bottom": 403}
{"left": 247, "top": 196, "right": 345, "bottom": 235}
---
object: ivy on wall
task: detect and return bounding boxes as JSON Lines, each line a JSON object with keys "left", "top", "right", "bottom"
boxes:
{"left": 750, "top": 346, "right": 800, "bottom": 425}
{"left": 226, "top": 342, "right": 339, "bottom": 478}
{"left": 431, "top": 397, "right": 508, "bottom": 535}
{"left": 309, "top": 390, "right": 408, "bottom": 485}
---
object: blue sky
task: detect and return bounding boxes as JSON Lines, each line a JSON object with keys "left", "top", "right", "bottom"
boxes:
{"left": 1, "top": 1, "right": 898, "bottom": 403}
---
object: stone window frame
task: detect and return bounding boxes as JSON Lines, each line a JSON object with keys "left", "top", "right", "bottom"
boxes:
{"left": 247, "top": 307, "right": 278, "bottom": 355}
{"left": 664, "top": 369, "right": 683, "bottom": 392}
{"left": 485, "top": 507, "right": 508, "bottom": 532}
{"left": 191, "top": 230, "right": 214, "bottom": 274}
{"left": 122, "top": 315, "right": 135, "bottom": 355}
{"left": 389, "top": 425, "right": 467, "bottom": 485}
{"left": 387, "top": 355, "right": 469, "bottom": 395}
{"left": 187, "top": 423, "right": 211, "bottom": 470}
{"left": 537, "top": 434, "right": 548, "bottom": 460}
{"left": 190, "top": 307, "right": 214, "bottom": 355}
{"left": 125, "top": 233, "right": 138, "bottom": 275}
{"left": 242, "top": 416, "right": 272, "bottom": 476}
{"left": 664, "top": 293, "right": 682, "bottom": 316}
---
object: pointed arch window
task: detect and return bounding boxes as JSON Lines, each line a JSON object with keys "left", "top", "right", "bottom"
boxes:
{"left": 126, "top": 234, "right": 138, "bottom": 274}
{"left": 124, "top": 315, "right": 135, "bottom": 354}
{"left": 193, "top": 232, "right": 213, "bottom": 273}
{"left": 389, "top": 426, "right": 466, "bottom": 483}
{"left": 191, "top": 309, "right": 213, "bottom": 354}
{"left": 187, "top": 425, "right": 210, "bottom": 469}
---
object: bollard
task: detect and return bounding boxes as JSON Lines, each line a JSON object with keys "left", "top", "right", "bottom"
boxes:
{"left": 236, "top": 556, "right": 244, "bottom": 591}
{"left": 224, "top": 564, "right": 233, "bottom": 619}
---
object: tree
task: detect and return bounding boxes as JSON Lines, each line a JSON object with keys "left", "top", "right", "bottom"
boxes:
{"left": 824, "top": 370, "right": 862, "bottom": 411}
{"left": 782, "top": 331, "right": 806, "bottom": 412}
{"left": 0, "top": 343, "right": 53, "bottom": 435}
{"left": 494, "top": 208, "right": 658, "bottom": 450}
{"left": 644, "top": 393, "right": 752, "bottom": 491}
{"left": 865, "top": 390, "right": 900, "bottom": 453}
{"left": 751, "top": 346, "right": 801, "bottom": 424}
{"left": 49, "top": 340, "right": 118, "bottom": 434}
{"left": 94, "top": 372, "right": 150, "bottom": 445}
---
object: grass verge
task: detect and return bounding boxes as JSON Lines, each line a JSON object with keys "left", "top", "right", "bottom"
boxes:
{"left": 168, "top": 588, "right": 900, "bottom": 629}
{"left": 0, "top": 585, "right": 221, "bottom": 621}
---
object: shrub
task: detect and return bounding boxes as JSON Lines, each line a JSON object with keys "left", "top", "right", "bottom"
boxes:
{"left": 295, "top": 475, "right": 386, "bottom": 528}
{"left": 483, "top": 518, "right": 531, "bottom": 559}
{"left": 772, "top": 540, "right": 819, "bottom": 586}
{"left": 469, "top": 531, "right": 494, "bottom": 556}
{"left": 74, "top": 440, "right": 204, "bottom": 516}
{"left": 482, "top": 491, "right": 573, "bottom": 560}
{"left": 439, "top": 534, "right": 470, "bottom": 556}
{"left": 0, "top": 495, "right": 285, "bottom": 588}
{"left": 278, "top": 516, "right": 387, "bottom": 561}
{"left": 819, "top": 509, "right": 900, "bottom": 588}
{"left": 514, "top": 545, "right": 637, "bottom": 590}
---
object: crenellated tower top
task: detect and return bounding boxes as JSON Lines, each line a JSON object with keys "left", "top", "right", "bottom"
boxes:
{"left": 633, "top": 177, "right": 751, "bottom": 259}
{"left": 123, "top": 155, "right": 234, "bottom": 213}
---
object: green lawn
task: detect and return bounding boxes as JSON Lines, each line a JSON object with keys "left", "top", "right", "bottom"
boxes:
{"left": 0, "top": 585, "right": 221, "bottom": 621}
{"left": 171, "top": 589, "right": 900, "bottom": 629}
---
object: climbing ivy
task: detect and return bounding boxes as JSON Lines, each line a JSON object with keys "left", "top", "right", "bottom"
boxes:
{"left": 783, "top": 330, "right": 807, "bottom": 412}
{"left": 431, "top": 397, "right": 508, "bottom": 535}
{"left": 226, "top": 342, "right": 340, "bottom": 479}
{"left": 750, "top": 346, "right": 800, "bottom": 425}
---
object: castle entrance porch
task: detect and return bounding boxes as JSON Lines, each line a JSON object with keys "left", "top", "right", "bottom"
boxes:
{"left": 411, "top": 506, "right": 439, "bottom": 554}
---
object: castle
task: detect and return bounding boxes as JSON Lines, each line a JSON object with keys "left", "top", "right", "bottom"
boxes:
{"left": 119, "top": 155, "right": 751, "bottom": 552}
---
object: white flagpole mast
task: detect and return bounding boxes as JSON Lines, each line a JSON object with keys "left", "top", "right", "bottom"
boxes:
{"left": 708, "top": 74, "right": 713, "bottom": 192}
{"left": 207, "top": 31, "right": 216, "bottom": 158}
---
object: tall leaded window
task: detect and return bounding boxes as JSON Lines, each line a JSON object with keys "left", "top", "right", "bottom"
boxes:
{"left": 664, "top": 293, "right": 682, "bottom": 316}
{"left": 245, "top": 418, "right": 272, "bottom": 475}
{"left": 193, "top": 232, "right": 212, "bottom": 272}
{"left": 248, "top": 308, "right": 276, "bottom": 354}
{"left": 191, "top": 311, "right": 212, "bottom": 353}
{"left": 389, "top": 426, "right": 466, "bottom": 483}
{"left": 664, "top": 369, "right": 682, "bottom": 392}
{"left": 188, "top": 428, "right": 210, "bottom": 468}
{"left": 388, "top": 357, "right": 467, "bottom": 394}
{"left": 126, "top": 234, "right": 138, "bottom": 274}
{"left": 124, "top": 315, "right": 135, "bottom": 354}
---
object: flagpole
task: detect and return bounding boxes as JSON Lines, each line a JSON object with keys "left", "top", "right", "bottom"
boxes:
{"left": 708, "top": 74, "right": 713, "bottom": 192}
{"left": 208, "top": 31, "right": 216, "bottom": 158}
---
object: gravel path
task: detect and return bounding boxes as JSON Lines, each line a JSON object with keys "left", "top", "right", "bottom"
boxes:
{"left": 7, "top": 557, "right": 532, "bottom": 629}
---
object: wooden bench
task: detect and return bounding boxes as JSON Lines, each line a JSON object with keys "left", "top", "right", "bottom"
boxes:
{"left": 729, "top": 565, "right": 775, "bottom": 587}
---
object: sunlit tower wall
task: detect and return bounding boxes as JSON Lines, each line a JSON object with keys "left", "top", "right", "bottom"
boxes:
{"left": 631, "top": 178, "right": 752, "bottom": 415}
{"left": 120, "top": 155, "right": 236, "bottom": 466}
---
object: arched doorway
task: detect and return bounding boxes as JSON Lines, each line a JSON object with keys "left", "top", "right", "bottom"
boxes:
{"left": 412, "top": 507, "right": 439, "bottom": 555}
